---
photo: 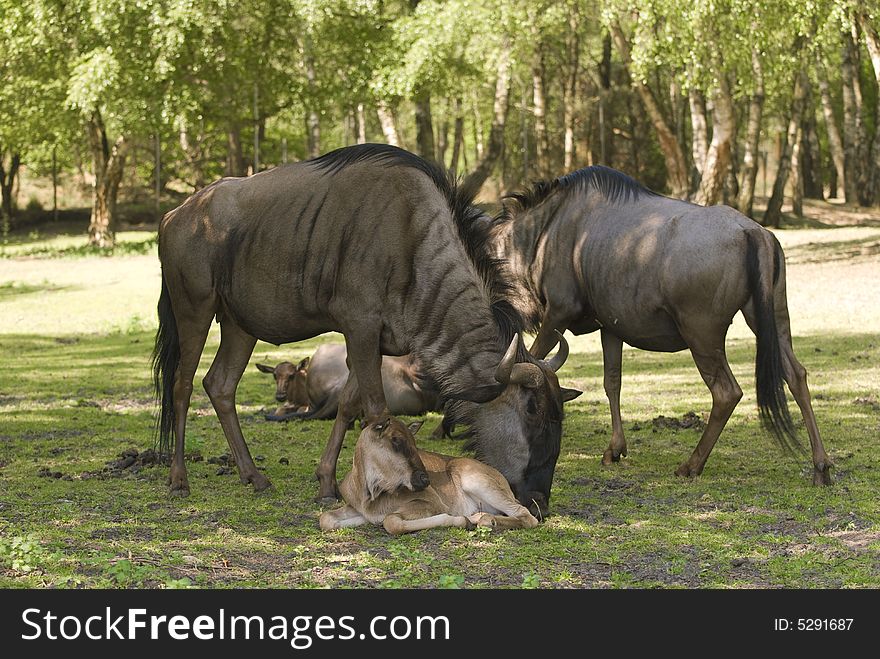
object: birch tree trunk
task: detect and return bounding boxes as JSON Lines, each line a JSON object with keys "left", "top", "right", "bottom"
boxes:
{"left": 737, "top": 49, "right": 765, "bottom": 218}
{"left": 562, "top": 7, "right": 580, "bottom": 171}
{"left": 462, "top": 40, "right": 512, "bottom": 194}
{"left": 841, "top": 29, "right": 866, "bottom": 204}
{"left": 695, "top": 68, "right": 736, "bottom": 206}
{"left": 765, "top": 70, "right": 808, "bottom": 228}
{"left": 610, "top": 21, "right": 689, "bottom": 199}
{"left": 450, "top": 97, "right": 464, "bottom": 176}
{"left": 816, "top": 58, "right": 846, "bottom": 199}
{"left": 0, "top": 150, "right": 21, "bottom": 234}
{"left": 532, "top": 42, "right": 549, "bottom": 176}
{"left": 414, "top": 93, "right": 435, "bottom": 161}
{"left": 859, "top": 12, "right": 880, "bottom": 205}
{"left": 86, "top": 111, "right": 127, "bottom": 248}
{"left": 790, "top": 126, "right": 803, "bottom": 217}
{"left": 377, "top": 101, "right": 401, "bottom": 146}
{"left": 689, "top": 88, "right": 709, "bottom": 179}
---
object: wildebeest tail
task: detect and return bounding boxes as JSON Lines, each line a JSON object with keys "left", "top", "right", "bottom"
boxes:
{"left": 745, "top": 232, "right": 800, "bottom": 453}
{"left": 152, "top": 273, "right": 179, "bottom": 458}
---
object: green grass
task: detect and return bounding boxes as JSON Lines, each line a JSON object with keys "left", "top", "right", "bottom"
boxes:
{"left": 0, "top": 223, "right": 878, "bottom": 589}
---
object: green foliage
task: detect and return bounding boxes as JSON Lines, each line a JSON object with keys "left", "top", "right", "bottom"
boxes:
{"left": 0, "top": 533, "right": 48, "bottom": 574}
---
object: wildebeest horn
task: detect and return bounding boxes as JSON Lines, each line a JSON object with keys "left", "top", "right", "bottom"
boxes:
{"left": 543, "top": 330, "right": 569, "bottom": 373}
{"left": 495, "top": 335, "right": 544, "bottom": 389}
{"left": 494, "top": 335, "right": 519, "bottom": 385}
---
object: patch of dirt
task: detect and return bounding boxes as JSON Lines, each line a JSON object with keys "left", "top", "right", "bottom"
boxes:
{"left": 825, "top": 530, "right": 880, "bottom": 552}
{"left": 650, "top": 411, "right": 706, "bottom": 431}
{"left": 76, "top": 447, "right": 203, "bottom": 480}
{"left": 854, "top": 396, "right": 880, "bottom": 411}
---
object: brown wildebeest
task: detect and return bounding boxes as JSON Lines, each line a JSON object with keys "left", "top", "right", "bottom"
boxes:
{"left": 319, "top": 415, "right": 539, "bottom": 535}
{"left": 492, "top": 165, "right": 831, "bottom": 485}
{"left": 152, "top": 144, "right": 580, "bottom": 514}
{"left": 256, "top": 343, "right": 442, "bottom": 421}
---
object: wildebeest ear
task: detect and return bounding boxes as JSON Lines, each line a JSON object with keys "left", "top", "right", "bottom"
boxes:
{"left": 297, "top": 356, "right": 310, "bottom": 371}
{"left": 445, "top": 384, "right": 503, "bottom": 403}
{"left": 255, "top": 363, "right": 275, "bottom": 374}
{"left": 560, "top": 387, "right": 582, "bottom": 403}
{"left": 407, "top": 420, "right": 424, "bottom": 435}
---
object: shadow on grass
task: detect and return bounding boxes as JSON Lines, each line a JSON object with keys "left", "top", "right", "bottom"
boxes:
{"left": 0, "top": 281, "right": 78, "bottom": 300}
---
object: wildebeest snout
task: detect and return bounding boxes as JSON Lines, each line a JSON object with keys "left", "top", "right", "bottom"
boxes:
{"left": 412, "top": 470, "right": 430, "bottom": 491}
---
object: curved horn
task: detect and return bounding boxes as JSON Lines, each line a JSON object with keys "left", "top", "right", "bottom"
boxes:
{"left": 544, "top": 330, "right": 569, "bottom": 373}
{"left": 494, "top": 335, "right": 519, "bottom": 385}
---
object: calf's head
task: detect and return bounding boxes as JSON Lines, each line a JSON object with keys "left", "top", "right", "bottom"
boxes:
{"left": 256, "top": 357, "right": 310, "bottom": 410}
{"left": 355, "top": 415, "right": 430, "bottom": 500}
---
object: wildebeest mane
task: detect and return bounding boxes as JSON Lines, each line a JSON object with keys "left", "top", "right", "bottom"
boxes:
{"left": 504, "top": 165, "right": 658, "bottom": 214}
{"left": 311, "top": 144, "right": 525, "bottom": 354}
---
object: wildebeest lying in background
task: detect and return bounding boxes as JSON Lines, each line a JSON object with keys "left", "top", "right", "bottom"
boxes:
{"left": 493, "top": 165, "right": 831, "bottom": 485}
{"left": 256, "top": 343, "right": 442, "bottom": 421}
{"left": 153, "top": 143, "right": 580, "bottom": 515}
{"left": 319, "top": 416, "right": 540, "bottom": 535}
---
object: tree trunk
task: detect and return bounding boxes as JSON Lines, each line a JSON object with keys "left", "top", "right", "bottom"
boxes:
{"left": 737, "top": 49, "right": 765, "bottom": 218}
{"left": 0, "top": 150, "right": 21, "bottom": 234}
{"left": 356, "top": 103, "right": 367, "bottom": 144}
{"left": 450, "top": 98, "right": 465, "bottom": 176}
{"left": 765, "top": 70, "right": 808, "bottom": 228}
{"left": 790, "top": 126, "right": 804, "bottom": 217}
{"left": 304, "top": 51, "right": 321, "bottom": 158}
{"left": 689, "top": 87, "right": 709, "bottom": 181}
{"left": 859, "top": 12, "right": 880, "bottom": 205}
{"left": 462, "top": 40, "right": 512, "bottom": 195}
{"left": 414, "top": 93, "right": 435, "bottom": 161}
{"left": 815, "top": 58, "right": 846, "bottom": 199}
{"left": 562, "top": 7, "right": 580, "bottom": 171}
{"left": 377, "top": 101, "right": 401, "bottom": 146}
{"left": 226, "top": 122, "right": 246, "bottom": 176}
{"left": 437, "top": 117, "right": 449, "bottom": 167}
{"left": 610, "top": 21, "right": 689, "bottom": 199}
{"left": 695, "top": 62, "right": 736, "bottom": 206}
{"left": 841, "top": 29, "right": 866, "bottom": 205}
{"left": 86, "top": 111, "right": 127, "bottom": 248}
{"left": 532, "top": 41, "right": 550, "bottom": 177}
{"left": 802, "top": 110, "right": 824, "bottom": 200}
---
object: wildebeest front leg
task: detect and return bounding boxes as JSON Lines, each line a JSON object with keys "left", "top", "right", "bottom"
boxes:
{"left": 202, "top": 319, "right": 271, "bottom": 492}
{"left": 315, "top": 374, "right": 360, "bottom": 503}
{"left": 600, "top": 330, "right": 627, "bottom": 465}
{"left": 319, "top": 504, "right": 368, "bottom": 531}
{"left": 676, "top": 339, "right": 743, "bottom": 478}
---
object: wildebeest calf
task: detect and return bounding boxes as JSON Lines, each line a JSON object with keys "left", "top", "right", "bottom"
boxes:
{"left": 319, "top": 416, "right": 539, "bottom": 535}
{"left": 257, "top": 343, "right": 442, "bottom": 421}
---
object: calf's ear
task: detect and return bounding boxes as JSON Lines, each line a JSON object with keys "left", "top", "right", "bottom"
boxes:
{"left": 560, "top": 387, "right": 582, "bottom": 403}
{"left": 407, "top": 420, "right": 425, "bottom": 435}
{"left": 255, "top": 363, "right": 275, "bottom": 374}
{"left": 297, "top": 356, "right": 311, "bottom": 371}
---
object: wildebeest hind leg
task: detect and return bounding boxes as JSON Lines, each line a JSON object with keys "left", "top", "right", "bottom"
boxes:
{"left": 676, "top": 335, "right": 743, "bottom": 478}
{"left": 202, "top": 319, "right": 270, "bottom": 492}
{"left": 169, "top": 312, "right": 213, "bottom": 497}
{"left": 600, "top": 330, "right": 627, "bottom": 465}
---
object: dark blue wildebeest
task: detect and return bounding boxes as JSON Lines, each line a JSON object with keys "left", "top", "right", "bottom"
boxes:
{"left": 152, "top": 144, "right": 580, "bottom": 516}
{"left": 492, "top": 165, "right": 831, "bottom": 485}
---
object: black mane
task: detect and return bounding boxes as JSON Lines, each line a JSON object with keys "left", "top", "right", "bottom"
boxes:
{"left": 311, "top": 144, "right": 524, "bottom": 351}
{"left": 505, "top": 165, "right": 657, "bottom": 213}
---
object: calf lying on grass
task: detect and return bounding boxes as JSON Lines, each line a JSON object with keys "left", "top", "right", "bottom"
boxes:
{"left": 319, "top": 416, "right": 539, "bottom": 535}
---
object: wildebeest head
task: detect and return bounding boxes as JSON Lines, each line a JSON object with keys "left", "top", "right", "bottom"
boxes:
{"left": 256, "top": 358, "right": 310, "bottom": 410}
{"left": 456, "top": 333, "right": 581, "bottom": 518}
{"left": 356, "top": 415, "right": 430, "bottom": 500}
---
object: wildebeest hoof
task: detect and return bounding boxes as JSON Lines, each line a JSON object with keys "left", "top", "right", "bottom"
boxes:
{"left": 314, "top": 495, "right": 340, "bottom": 506}
{"left": 674, "top": 463, "right": 702, "bottom": 478}
{"left": 249, "top": 472, "right": 272, "bottom": 492}
{"left": 601, "top": 448, "right": 625, "bottom": 465}
{"left": 813, "top": 464, "right": 832, "bottom": 486}
{"left": 468, "top": 512, "right": 496, "bottom": 528}
{"left": 169, "top": 484, "right": 190, "bottom": 497}
{"left": 265, "top": 412, "right": 294, "bottom": 422}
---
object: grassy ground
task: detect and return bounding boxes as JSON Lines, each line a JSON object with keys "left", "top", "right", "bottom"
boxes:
{"left": 0, "top": 207, "right": 878, "bottom": 589}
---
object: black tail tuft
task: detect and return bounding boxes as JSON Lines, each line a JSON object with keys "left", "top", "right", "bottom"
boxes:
{"left": 152, "top": 274, "right": 179, "bottom": 458}
{"left": 746, "top": 233, "right": 801, "bottom": 453}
